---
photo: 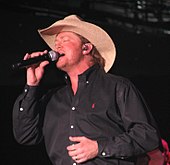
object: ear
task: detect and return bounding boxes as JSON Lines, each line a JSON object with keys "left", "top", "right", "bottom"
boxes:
{"left": 82, "top": 43, "right": 93, "bottom": 55}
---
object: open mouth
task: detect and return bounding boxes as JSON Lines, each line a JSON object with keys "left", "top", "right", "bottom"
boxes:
{"left": 59, "top": 53, "right": 65, "bottom": 57}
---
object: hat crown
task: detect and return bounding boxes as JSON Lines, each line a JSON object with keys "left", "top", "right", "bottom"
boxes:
{"left": 64, "top": 15, "right": 82, "bottom": 21}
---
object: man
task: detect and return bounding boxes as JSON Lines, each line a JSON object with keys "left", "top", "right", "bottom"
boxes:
{"left": 13, "top": 15, "right": 162, "bottom": 165}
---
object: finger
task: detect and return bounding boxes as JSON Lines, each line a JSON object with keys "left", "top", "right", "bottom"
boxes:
{"left": 68, "top": 149, "right": 77, "bottom": 157}
{"left": 72, "top": 155, "right": 78, "bottom": 161}
{"left": 74, "top": 153, "right": 84, "bottom": 160}
{"left": 74, "top": 154, "right": 86, "bottom": 164}
{"left": 72, "top": 154, "right": 82, "bottom": 161}
{"left": 23, "top": 53, "right": 30, "bottom": 60}
{"left": 43, "top": 50, "right": 48, "bottom": 54}
{"left": 27, "top": 51, "right": 47, "bottom": 59}
{"left": 68, "top": 145, "right": 82, "bottom": 157}
{"left": 69, "top": 136, "right": 83, "bottom": 143}
{"left": 39, "top": 61, "right": 49, "bottom": 68}
{"left": 67, "top": 144, "right": 76, "bottom": 151}
{"left": 76, "top": 157, "right": 86, "bottom": 164}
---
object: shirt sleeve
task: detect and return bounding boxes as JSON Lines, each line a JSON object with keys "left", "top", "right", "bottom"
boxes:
{"left": 13, "top": 84, "right": 44, "bottom": 145}
{"left": 97, "top": 79, "right": 161, "bottom": 159}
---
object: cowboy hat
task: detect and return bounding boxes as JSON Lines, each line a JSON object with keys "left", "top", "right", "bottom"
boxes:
{"left": 38, "top": 15, "right": 116, "bottom": 72}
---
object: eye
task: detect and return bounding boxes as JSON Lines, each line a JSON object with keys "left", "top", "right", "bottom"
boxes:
{"left": 63, "top": 39, "right": 69, "bottom": 42}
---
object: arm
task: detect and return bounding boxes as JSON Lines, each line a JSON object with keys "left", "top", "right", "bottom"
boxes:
{"left": 13, "top": 50, "right": 49, "bottom": 145}
{"left": 97, "top": 80, "right": 161, "bottom": 159}
{"left": 13, "top": 85, "right": 44, "bottom": 145}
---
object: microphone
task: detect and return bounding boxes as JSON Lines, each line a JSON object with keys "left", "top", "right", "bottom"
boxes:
{"left": 12, "top": 50, "right": 63, "bottom": 70}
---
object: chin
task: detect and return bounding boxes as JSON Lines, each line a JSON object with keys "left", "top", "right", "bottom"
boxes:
{"left": 56, "top": 63, "right": 66, "bottom": 71}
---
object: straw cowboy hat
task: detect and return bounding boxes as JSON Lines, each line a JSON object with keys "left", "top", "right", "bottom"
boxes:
{"left": 38, "top": 15, "right": 116, "bottom": 72}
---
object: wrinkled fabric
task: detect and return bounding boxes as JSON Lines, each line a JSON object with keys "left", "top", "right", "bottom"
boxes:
{"left": 13, "top": 64, "right": 161, "bottom": 165}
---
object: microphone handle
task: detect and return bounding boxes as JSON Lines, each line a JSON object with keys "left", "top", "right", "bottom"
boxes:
{"left": 12, "top": 54, "right": 50, "bottom": 70}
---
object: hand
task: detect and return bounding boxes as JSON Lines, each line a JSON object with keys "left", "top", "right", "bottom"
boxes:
{"left": 67, "top": 136, "right": 98, "bottom": 164}
{"left": 24, "top": 50, "right": 49, "bottom": 86}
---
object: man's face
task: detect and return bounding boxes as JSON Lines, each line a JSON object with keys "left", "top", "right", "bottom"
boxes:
{"left": 54, "top": 31, "right": 84, "bottom": 72}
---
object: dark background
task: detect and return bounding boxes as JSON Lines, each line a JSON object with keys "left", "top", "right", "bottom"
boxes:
{"left": 0, "top": 1, "right": 170, "bottom": 164}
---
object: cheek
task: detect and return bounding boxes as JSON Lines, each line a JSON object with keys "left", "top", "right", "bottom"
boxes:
{"left": 65, "top": 42, "right": 82, "bottom": 52}
{"left": 67, "top": 48, "right": 82, "bottom": 60}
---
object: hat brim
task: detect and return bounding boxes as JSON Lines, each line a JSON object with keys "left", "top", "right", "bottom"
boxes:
{"left": 38, "top": 15, "right": 116, "bottom": 72}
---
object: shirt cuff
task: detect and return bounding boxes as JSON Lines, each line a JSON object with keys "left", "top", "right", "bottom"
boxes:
{"left": 97, "top": 139, "right": 111, "bottom": 158}
{"left": 24, "top": 84, "right": 40, "bottom": 99}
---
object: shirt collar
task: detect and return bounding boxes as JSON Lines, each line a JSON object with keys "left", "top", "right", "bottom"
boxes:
{"left": 64, "top": 64, "right": 104, "bottom": 84}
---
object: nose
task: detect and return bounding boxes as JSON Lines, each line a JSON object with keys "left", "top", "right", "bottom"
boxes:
{"left": 54, "top": 42, "right": 62, "bottom": 51}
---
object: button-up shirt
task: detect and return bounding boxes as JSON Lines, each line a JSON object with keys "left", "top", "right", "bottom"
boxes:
{"left": 13, "top": 64, "right": 161, "bottom": 165}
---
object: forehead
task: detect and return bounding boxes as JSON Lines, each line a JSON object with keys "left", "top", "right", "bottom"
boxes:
{"left": 56, "top": 31, "right": 80, "bottom": 39}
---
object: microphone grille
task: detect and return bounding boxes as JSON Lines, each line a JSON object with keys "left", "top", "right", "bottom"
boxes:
{"left": 48, "top": 50, "right": 60, "bottom": 61}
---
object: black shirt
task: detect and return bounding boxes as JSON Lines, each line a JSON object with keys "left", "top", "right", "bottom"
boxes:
{"left": 13, "top": 65, "right": 160, "bottom": 165}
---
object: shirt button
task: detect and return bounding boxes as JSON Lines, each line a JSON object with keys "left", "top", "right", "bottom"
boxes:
{"left": 73, "top": 163, "right": 76, "bottom": 165}
{"left": 19, "top": 107, "right": 24, "bottom": 111}
{"left": 72, "top": 107, "right": 75, "bottom": 111}
{"left": 102, "top": 152, "right": 106, "bottom": 156}
{"left": 24, "top": 89, "right": 28, "bottom": 92}
{"left": 71, "top": 125, "right": 74, "bottom": 129}
{"left": 86, "top": 81, "right": 89, "bottom": 84}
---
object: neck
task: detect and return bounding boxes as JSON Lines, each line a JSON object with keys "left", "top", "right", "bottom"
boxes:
{"left": 67, "top": 62, "right": 94, "bottom": 95}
